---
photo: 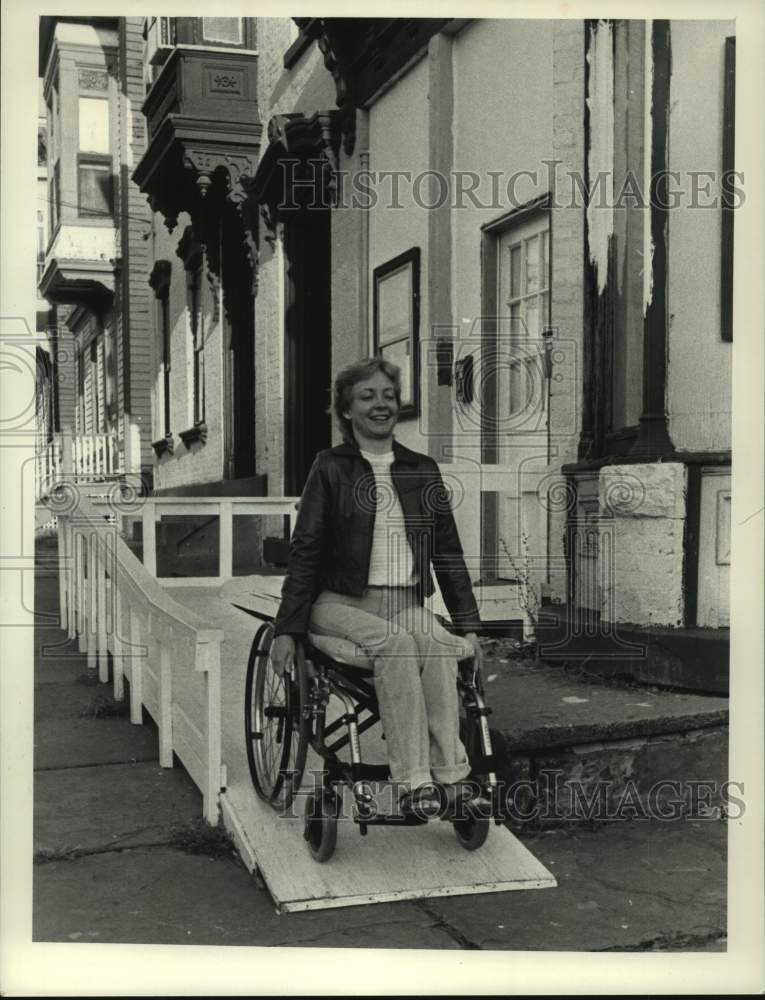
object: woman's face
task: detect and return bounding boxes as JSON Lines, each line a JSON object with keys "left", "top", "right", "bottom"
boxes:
{"left": 343, "top": 370, "right": 399, "bottom": 443}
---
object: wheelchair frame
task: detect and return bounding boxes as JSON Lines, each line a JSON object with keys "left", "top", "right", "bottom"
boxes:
{"left": 240, "top": 606, "right": 503, "bottom": 862}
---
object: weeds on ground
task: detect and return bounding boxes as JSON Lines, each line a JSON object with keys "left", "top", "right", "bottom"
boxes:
{"left": 75, "top": 669, "right": 100, "bottom": 687}
{"left": 169, "top": 817, "right": 239, "bottom": 862}
{"left": 79, "top": 691, "right": 130, "bottom": 718}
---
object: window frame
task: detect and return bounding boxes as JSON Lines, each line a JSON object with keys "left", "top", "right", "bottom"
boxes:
{"left": 372, "top": 246, "right": 421, "bottom": 419}
{"left": 76, "top": 153, "right": 114, "bottom": 219}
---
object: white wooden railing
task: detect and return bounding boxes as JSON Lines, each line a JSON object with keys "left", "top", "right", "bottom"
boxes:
{"left": 56, "top": 495, "right": 225, "bottom": 822}
{"left": 36, "top": 431, "right": 124, "bottom": 501}
{"left": 137, "top": 496, "right": 300, "bottom": 585}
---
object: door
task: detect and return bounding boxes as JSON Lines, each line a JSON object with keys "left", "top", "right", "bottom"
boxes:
{"left": 283, "top": 207, "right": 332, "bottom": 496}
{"left": 221, "top": 213, "right": 256, "bottom": 480}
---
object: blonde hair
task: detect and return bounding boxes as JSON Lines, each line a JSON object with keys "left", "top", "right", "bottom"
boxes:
{"left": 332, "top": 356, "right": 402, "bottom": 443}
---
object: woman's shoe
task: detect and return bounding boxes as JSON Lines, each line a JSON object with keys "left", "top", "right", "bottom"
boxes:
{"left": 399, "top": 784, "right": 442, "bottom": 819}
{"left": 442, "top": 779, "right": 492, "bottom": 816}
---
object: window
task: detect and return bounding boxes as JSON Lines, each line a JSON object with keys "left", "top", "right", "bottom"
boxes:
{"left": 37, "top": 125, "right": 47, "bottom": 167}
{"left": 159, "top": 291, "right": 171, "bottom": 436}
{"left": 201, "top": 17, "right": 243, "bottom": 45}
{"left": 49, "top": 161, "right": 61, "bottom": 233}
{"left": 372, "top": 247, "right": 420, "bottom": 417}
{"left": 78, "top": 96, "right": 110, "bottom": 154}
{"left": 37, "top": 210, "right": 45, "bottom": 285}
{"left": 78, "top": 157, "right": 113, "bottom": 217}
{"left": 496, "top": 214, "right": 550, "bottom": 416}
{"left": 188, "top": 263, "right": 205, "bottom": 426}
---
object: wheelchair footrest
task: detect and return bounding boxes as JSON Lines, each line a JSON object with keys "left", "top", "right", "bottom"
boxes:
{"left": 352, "top": 814, "right": 429, "bottom": 827}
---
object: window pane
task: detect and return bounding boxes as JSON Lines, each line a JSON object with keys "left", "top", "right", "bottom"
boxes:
{"left": 38, "top": 126, "right": 47, "bottom": 167}
{"left": 380, "top": 339, "right": 411, "bottom": 405}
{"left": 541, "top": 230, "right": 549, "bottom": 290}
{"left": 509, "top": 245, "right": 521, "bottom": 299}
{"left": 525, "top": 235, "right": 539, "bottom": 293}
{"left": 201, "top": 17, "right": 243, "bottom": 44}
{"left": 377, "top": 264, "right": 412, "bottom": 346}
{"left": 79, "top": 97, "right": 109, "bottom": 153}
{"left": 524, "top": 296, "right": 540, "bottom": 339}
{"left": 79, "top": 162, "right": 112, "bottom": 216}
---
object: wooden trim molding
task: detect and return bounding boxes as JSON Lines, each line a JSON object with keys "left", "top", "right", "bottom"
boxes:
{"left": 720, "top": 35, "right": 735, "bottom": 343}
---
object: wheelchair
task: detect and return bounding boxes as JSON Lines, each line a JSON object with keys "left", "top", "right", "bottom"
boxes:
{"left": 241, "top": 611, "right": 502, "bottom": 863}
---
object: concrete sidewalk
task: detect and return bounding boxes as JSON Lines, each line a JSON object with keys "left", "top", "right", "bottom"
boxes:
{"left": 32, "top": 541, "right": 727, "bottom": 951}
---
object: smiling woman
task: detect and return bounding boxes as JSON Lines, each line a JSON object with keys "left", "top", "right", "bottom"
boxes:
{"left": 268, "top": 356, "right": 484, "bottom": 815}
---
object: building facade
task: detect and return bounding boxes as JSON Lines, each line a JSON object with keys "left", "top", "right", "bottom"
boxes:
{"left": 132, "top": 17, "right": 733, "bottom": 689}
{"left": 38, "top": 16, "right": 153, "bottom": 493}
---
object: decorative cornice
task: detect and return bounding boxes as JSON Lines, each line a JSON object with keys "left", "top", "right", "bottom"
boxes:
{"left": 148, "top": 259, "right": 172, "bottom": 294}
{"left": 152, "top": 433, "right": 174, "bottom": 458}
{"left": 179, "top": 422, "right": 207, "bottom": 448}
{"left": 176, "top": 226, "right": 203, "bottom": 269}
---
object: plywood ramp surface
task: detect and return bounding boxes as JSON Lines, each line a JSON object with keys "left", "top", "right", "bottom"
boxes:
{"left": 169, "top": 584, "right": 557, "bottom": 914}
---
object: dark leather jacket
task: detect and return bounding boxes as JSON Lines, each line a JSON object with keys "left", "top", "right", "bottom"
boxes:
{"left": 273, "top": 438, "right": 481, "bottom": 637}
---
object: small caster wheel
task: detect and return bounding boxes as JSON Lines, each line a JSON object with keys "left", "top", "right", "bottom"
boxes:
{"left": 304, "top": 789, "right": 340, "bottom": 862}
{"left": 453, "top": 807, "right": 490, "bottom": 851}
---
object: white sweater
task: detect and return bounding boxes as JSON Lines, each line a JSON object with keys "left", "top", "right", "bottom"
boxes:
{"left": 360, "top": 448, "right": 418, "bottom": 587}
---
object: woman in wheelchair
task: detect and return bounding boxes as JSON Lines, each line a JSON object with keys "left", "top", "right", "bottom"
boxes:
{"left": 245, "top": 357, "right": 497, "bottom": 858}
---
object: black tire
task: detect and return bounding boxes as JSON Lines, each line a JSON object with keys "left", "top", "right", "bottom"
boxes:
{"left": 453, "top": 808, "right": 491, "bottom": 851}
{"left": 304, "top": 789, "right": 339, "bottom": 863}
{"left": 244, "top": 622, "right": 308, "bottom": 809}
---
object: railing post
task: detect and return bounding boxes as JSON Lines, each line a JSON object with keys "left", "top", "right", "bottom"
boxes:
{"left": 142, "top": 501, "right": 157, "bottom": 576}
{"left": 201, "top": 639, "right": 222, "bottom": 824}
{"left": 96, "top": 533, "right": 108, "bottom": 683}
{"left": 111, "top": 550, "right": 125, "bottom": 702}
{"left": 128, "top": 606, "right": 143, "bottom": 725}
{"left": 77, "top": 531, "right": 87, "bottom": 654}
{"left": 57, "top": 514, "right": 68, "bottom": 630}
{"left": 61, "top": 428, "right": 73, "bottom": 479}
{"left": 158, "top": 640, "right": 174, "bottom": 768}
{"left": 87, "top": 532, "right": 97, "bottom": 670}
{"left": 219, "top": 501, "right": 233, "bottom": 579}
{"left": 66, "top": 519, "right": 76, "bottom": 639}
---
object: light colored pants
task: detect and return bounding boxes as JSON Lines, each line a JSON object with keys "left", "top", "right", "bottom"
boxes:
{"left": 308, "top": 587, "right": 471, "bottom": 790}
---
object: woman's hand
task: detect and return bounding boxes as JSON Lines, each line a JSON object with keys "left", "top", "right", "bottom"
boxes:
{"left": 463, "top": 631, "right": 483, "bottom": 672}
{"left": 270, "top": 633, "right": 296, "bottom": 677}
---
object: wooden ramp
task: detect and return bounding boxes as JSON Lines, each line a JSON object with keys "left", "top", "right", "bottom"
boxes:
{"left": 169, "top": 581, "right": 557, "bottom": 914}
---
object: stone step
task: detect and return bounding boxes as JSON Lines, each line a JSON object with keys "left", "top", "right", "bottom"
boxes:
{"left": 478, "top": 648, "right": 728, "bottom": 825}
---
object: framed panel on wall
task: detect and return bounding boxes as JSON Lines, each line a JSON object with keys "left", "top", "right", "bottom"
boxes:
{"left": 373, "top": 246, "right": 420, "bottom": 418}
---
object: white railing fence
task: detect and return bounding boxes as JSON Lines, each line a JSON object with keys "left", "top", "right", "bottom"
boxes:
{"left": 36, "top": 431, "right": 124, "bottom": 501}
{"left": 135, "top": 496, "right": 299, "bottom": 585}
{"left": 56, "top": 495, "right": 225, "bottom": 822}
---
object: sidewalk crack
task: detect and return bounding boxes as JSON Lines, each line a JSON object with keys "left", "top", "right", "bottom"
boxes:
{"left": 414, "top": 900, "right": 482, "bottom": 950}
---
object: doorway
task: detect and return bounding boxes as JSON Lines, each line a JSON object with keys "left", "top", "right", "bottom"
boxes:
{"left": 283, "top": 206, "right": 332, "bottom": 496}
{"left": 221, "top": 210, "right": 256, "bottom": 481}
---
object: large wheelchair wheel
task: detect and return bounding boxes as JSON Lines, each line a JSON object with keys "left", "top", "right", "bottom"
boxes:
{"left": 244, "top": 621, "right": 308, "bottom": 809}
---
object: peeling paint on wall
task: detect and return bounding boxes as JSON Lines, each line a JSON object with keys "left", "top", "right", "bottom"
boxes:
{"left": 643, "top": 19, "right": 655, "bottom": 315}
{"left": 585, "top": 19, "right": 614, "bottom": 296}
